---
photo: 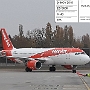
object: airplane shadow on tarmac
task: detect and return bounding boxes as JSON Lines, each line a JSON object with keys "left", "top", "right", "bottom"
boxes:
{"left": 25, "top": 70, "right": 72, "bottom": 73}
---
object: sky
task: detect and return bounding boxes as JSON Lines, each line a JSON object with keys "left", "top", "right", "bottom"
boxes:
{"left": 0, "top": 0, "right": 90, "bottom": 37}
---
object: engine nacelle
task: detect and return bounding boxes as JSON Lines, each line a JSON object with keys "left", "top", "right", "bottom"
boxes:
{"left": 27, "top": 60, "right": 42, "bottom": 70}
{"left": 1, "top": 50, "right": 12, "bottom": 56}
{"left": 62, "top": 65, "right": 72, "bottom": 69}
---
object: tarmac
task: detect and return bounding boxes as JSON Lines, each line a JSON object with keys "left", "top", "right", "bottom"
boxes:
{"left": 0, "top": 69, "right": 90, "bottom": 90}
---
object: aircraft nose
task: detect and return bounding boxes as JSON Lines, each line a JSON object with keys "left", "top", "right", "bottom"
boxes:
{"left": 85, "top": 55, "right": 90, "bottom": 64}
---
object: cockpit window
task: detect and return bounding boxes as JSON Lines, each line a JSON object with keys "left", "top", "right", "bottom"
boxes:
{"left": 75, "top": 53, "right": 80, "bottom": 55}
{"left": 75, "top": 52, "right": 86, "bottom": 55}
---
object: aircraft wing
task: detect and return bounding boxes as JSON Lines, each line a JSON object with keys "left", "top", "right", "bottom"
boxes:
{"left": 1, "top": 55, "right": 46, "bottom": 63}
{"left": 0, "top": 51, "right": 47, "bottom": 63}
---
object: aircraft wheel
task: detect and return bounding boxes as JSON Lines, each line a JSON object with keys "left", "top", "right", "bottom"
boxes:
{"left": 25, "top": 67, "right": 32, "bottom": 72}
{"left": 72, "top": 70, "right": 76, "bottom": 73}
{"left": 25, "top": 67, "right": 29, "bottom": 72}
{"left": 49, "top": 67, "right": 56, "bottom": 72}
{"left": 29, "top": 69, "right": 32, "bottom": 72}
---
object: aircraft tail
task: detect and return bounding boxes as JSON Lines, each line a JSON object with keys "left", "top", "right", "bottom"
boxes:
{"left": 1, "top": 28, "right": 14, "bottom": 50}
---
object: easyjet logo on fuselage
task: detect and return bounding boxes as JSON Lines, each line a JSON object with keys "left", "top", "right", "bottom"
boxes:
{"left": 52, "top": 49, "right": 67, "bottom": 54}
{"left": 2, "top": 30, "right": 10, "bottom": 47}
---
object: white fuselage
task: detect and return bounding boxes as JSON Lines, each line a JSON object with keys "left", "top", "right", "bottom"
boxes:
{"left": 11, "top": 48, "right": 90, "bottom": 65}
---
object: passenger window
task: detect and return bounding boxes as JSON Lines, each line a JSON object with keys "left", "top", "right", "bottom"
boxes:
{"left": 75, "top": 53, "right": 78, "bottom": 55}
{"left": 14, "top": 52, "right": 18, "bottom": 54}
{"left": 81, "top": 52, "right": 85, "bottom": 54}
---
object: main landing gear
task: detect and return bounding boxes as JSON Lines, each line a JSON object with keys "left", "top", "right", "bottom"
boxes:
{"left": 49, "top": 65, "right": 56, "bottom": 71}
{"left": 72, "top": 65, "right": 77, "bottom": 73}
{"left": 25, "top": 67, "right": 32, "bottom": 72}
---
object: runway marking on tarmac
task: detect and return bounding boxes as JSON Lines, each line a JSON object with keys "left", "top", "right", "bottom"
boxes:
{"left": 79, "top": 76, "right": 90, "bottom": 90}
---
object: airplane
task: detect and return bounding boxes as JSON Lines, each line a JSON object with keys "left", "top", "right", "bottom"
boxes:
{"left": 0, "top": 28, "right": 90, "bottom": 73}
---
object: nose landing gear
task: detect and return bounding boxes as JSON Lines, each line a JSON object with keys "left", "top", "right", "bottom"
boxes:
{"left": 72, "top": 70, "right": 76, "bottom": 73}
{"left": 72, "top": 65, "right": 77, "bottom": 73}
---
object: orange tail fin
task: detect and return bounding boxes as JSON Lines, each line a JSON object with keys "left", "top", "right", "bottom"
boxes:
{"left": 1, "top": 28, "right": 14, "bottom": 50}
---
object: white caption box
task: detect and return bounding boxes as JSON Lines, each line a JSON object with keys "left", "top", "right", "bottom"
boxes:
{"left": 55, "top": 0, "right": 78, "bottom": 22}
{"left": 79, "top": 0, "right": 90, "bottom": 22}
{"left": 55, "top": 0, "right": 90, "bottom": 22}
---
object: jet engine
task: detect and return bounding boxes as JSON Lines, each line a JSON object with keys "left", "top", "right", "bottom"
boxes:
{"left": 0, "top": 50, "right": 11, "bottom": 56}
{"left": 27, "top": 60, "right": 42, "bottom": 70}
